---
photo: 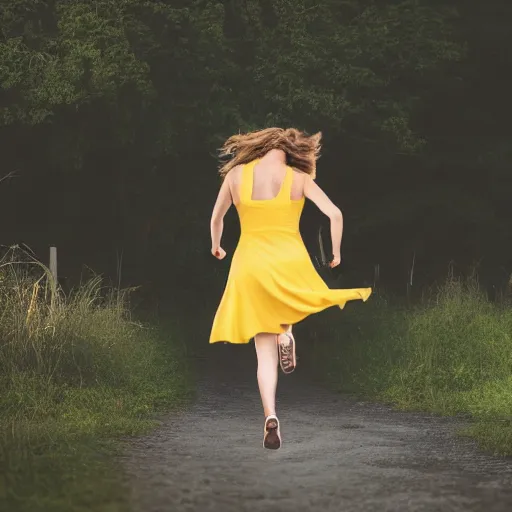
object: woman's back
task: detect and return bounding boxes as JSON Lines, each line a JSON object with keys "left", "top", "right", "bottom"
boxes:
{"left": 228, "top": 154, "right": 306, "bottom": 206}
{"left": 230, "top": 158, "right": 305, "bottom": 237}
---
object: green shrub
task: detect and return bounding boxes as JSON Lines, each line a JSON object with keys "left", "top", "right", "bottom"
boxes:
{"left": 306, "top": 275, "right": 512, "bottom": 455}
{"left": 0, "top": 248, "right": 191, "bottom": 511}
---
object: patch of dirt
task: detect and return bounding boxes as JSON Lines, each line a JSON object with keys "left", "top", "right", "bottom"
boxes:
{"left": 122, "top": 343, "right": 512, "bottom": 512}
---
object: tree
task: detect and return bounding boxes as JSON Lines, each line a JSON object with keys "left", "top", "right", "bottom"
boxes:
{"left": 219, "top": 0, "right": 462, "bottom": 154}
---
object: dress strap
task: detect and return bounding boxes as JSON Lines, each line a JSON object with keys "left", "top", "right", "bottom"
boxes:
{"left": 278, "top": 166, "right": 293, "bottom": 202}
{"left": 240, "top": 159, "right": 257, "bottom": 203}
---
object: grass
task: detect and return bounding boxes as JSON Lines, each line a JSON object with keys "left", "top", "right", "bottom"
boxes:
{"left": 303, "top": 273, "right": 512, "bottom": 456}
{"left": 0, "top": 247, "right": 193, "bottom": 512}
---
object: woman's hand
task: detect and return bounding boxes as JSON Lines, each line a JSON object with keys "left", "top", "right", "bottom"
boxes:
{"left": 212, "top": 247, "right": 226, "bottom": 260}
{"left": 329, "top": 254, "right": 341, "bottom": 268}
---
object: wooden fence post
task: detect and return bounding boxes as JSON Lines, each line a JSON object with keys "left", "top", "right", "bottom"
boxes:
{"left": 49, "top": 246, "right": 58, "bottom": 311}
{"left": 407, "top": 251, "right": 415, "bottom": 301}
{"left": 49, "top": 246, "right": 58, "bottom": 285}
{"left": 373, "top": 263, "right": 380, "bottom": 290}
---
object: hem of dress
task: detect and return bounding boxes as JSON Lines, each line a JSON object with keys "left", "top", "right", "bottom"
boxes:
{"left": 209, "top": 287, "right": 372, "bottom": 345}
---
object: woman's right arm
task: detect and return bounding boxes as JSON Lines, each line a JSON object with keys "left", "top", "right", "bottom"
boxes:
{"left": 303, "top": 175, "right": 343, "bottom": 267}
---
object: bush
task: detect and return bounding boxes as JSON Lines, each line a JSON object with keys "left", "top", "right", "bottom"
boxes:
{"left": 0, "top": 247, "right": 191, "bottom": 511}
{"left": 306, "top": 274, "right": 512, "bottom": 455}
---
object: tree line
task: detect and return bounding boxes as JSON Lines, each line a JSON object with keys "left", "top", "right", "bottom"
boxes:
{"left": 1, "top": 0, "right": 510, "bottom": 298}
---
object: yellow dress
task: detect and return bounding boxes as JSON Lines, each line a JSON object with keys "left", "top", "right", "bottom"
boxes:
{"left": 209, "top": 159, "right": 372, "bottom": 344}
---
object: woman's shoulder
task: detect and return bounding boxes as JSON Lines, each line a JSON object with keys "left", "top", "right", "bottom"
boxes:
{"left": 226, "top": 164, "right": 243, "bottom": 184}
{"left": 290, "top": 167, "right": 311, "bottom": 181}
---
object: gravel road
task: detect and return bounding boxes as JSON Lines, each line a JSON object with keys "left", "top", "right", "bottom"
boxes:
{"left": 122, "top": 342, "right": 512, "bottom": 512}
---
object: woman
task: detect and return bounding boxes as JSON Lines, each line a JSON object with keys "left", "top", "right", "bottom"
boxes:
{"left": 209, "top": 127, "right": 371, "bottom": 450}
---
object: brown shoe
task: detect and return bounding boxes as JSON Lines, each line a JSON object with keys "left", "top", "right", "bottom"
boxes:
{"left": 263, "top": 415, "right": 281, "bottom": 450}
{"left": 277, "top": 332, "right": 296, "bottom": 374}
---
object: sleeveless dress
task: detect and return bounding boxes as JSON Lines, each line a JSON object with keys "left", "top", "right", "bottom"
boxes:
{"left": 209, "top": 158, "right": 372, "bottom": 344}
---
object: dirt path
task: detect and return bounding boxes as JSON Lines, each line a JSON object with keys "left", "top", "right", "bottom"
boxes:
{"left": 122, "top": 343, "right": 512, "bottom": 512}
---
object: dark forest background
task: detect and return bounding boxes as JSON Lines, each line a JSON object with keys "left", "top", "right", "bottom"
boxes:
{"left": 1, "top": 0, "right": 511, "bottom": 306}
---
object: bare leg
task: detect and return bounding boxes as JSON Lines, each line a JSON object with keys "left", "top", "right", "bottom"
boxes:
{"left": 254, "top": 332, "right": 279, "bottom": 418}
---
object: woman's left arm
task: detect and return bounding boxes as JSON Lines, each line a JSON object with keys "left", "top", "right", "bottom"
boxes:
{"left": 210, "top": 175, "right": 232, "bottom": 259}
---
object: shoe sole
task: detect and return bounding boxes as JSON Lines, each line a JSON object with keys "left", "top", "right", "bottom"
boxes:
{"left": 263, "top": 417, "right": 281, "bottom": 450}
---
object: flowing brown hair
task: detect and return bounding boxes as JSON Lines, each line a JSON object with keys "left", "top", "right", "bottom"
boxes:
{"left": 218, "top": 127, "right": 322, "bottom": 179}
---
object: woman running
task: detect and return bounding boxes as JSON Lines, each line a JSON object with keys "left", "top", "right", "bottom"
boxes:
{"left": 209, "top": 127, "right": 371, "bottom": 449}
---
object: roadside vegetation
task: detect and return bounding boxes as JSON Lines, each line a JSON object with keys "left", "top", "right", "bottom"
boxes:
{"left": 0, "top": 247, "right": 192, "bottom": 512}
{"left": 305, "top": 273, "right": 512, "bottom": 455}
